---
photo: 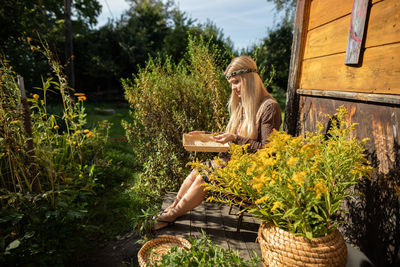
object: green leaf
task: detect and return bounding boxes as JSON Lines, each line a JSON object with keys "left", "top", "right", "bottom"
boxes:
{"left": 5, "top": 239, "right": 21, "bottom": 251}
{"left": 305, "top": 231, "right": 313, "bottom": 240}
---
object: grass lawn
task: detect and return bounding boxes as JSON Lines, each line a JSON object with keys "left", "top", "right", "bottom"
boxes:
{"left": 48, "top": 100, "right": 133, "bottom": 153}
{"left": 84, "top": 101, "right": 131, "bottom": 136}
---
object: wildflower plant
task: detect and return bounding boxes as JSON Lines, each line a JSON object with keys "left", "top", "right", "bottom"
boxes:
{"left": 0, "top": 38, "right": 110, "bottom": 264}
{"left": 194, "top": 107, "right": 373, "bottom": 239}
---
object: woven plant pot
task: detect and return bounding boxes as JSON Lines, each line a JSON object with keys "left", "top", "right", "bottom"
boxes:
{"left": 258, "top": 222, "right": 347, "bottom": 267}
{"left": 137, "top": 235, "right": 191, "bottom": 267}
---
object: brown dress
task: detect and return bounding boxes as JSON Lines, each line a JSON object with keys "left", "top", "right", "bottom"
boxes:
{"left": 234, "top": 97, "right": 282, "bottom": 153}
{"left": 201, "top": 97, "right": 282, "bottom": 183}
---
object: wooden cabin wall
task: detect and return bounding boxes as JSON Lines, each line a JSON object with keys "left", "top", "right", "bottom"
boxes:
{"left": 299, "top": 0, "right": 400, "bottom": 94}
{"left": 284, "top": 0, "right": 400, "bottom": 265}
{"left": 297, "top": 95, "right": 400, "bottom": 266}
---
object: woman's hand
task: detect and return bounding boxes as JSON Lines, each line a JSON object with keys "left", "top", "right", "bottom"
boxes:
{"left": 211, "top": 133, "right": 237, "bottom": 144}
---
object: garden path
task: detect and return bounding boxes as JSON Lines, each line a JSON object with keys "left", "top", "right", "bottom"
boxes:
{"left": 157, "top": 192, "right": 262, "bottom": 262}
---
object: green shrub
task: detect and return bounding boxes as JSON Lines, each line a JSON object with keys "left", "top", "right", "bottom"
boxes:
{"left": 122, "top": 36, "right": 231, "bottom": 196}
{"left": 0, "top": 41, "right": 122, "bottom": 265}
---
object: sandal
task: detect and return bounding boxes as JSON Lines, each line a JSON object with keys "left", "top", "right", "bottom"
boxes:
{"left": 152, "top": 218, "right": 176, "bottom": 231}
{"left": 151, "top": 209, "right": 168, "bottom": 221}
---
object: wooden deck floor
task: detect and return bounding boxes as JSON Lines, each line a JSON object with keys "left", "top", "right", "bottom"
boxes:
{"left": 156, "top": 192, "right": 262, "bottom": 262}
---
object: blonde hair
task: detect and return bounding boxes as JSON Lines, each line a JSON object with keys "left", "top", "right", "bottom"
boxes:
{"left": 225, "top": 56, "right": 271, "bottom": 139}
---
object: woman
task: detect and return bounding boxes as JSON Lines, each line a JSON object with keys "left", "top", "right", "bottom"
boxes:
{"left": 153, "top": 56, "right": 282, "bottom": 230}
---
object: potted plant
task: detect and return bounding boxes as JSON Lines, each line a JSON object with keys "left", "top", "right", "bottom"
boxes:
{"left": 192, "top": 106, "right": 373, "bottom": 266}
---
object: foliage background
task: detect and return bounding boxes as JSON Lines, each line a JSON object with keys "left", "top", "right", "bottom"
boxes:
{"left": 123, "top": 36, "right": 232, "bottom": 198}
{"left": 0, "top": 0, "right": 293, "bottom": 99}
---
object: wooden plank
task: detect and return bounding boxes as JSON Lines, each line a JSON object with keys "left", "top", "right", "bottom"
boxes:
{"left": 189, "top": 200, "right": 207, "bottom": 240}
{"left": 297, "top": 89, "right": 400, "bottom": 105}
{"left": 298, "top": 96, "right": 400, "bottom": 174}
{"left": 300, "top": 43, "right": 400, "bottom": 94}
{"left": 204, "top": 201, "right": 230, "bottom": 250}
{"left": 297, "top": 96, "right": 400, "bottom": 264}
{"left": 304, "top": 0, "right": 400, "bottom": 60}
{"left": 309, "top": 0, "right": 353, "bottom": 30}
{"left": 364, "top": 0, "right": 400, "bottom": 48}
{"left": 346, "top": 0, "right": 382, "bottom": 64}
{"left": 304, "top": 15, "right": 350, "bottom": 59}
{"left": 309, "top": 0, "right": 380, "bottom": 30}
{"left": 284, "top": 0, "right": 311, "bottom": 135}
{"left": 237, "top": 210, "right": 261, "bottom": 263}
{"left": 220, "top": 205, "right": 250, "bottom": 259}
{"left": 245, "top": 215, "right": 263, "bottom": 265}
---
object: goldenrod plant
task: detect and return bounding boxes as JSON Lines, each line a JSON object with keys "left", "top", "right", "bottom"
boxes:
{"left": 193, "top": 106, "right": 373, "bottom": 239}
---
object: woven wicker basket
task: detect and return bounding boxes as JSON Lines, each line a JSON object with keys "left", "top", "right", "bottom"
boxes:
{"left": 258, "top": 222, "right": 347, "bottom": 267}
{"left": 137, "top": 235, "right": 191, "bottom": 267}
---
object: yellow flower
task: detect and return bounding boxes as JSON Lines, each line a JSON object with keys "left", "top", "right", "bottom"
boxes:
{"left": 83, "top": 129, "right": 90, "bottom": 133}
{"left": 11, "top": 231, "right": 17, "bottom": 237}
{"left": 54, "top": 125, "right": 59, "bottom": 130}
{"left": 361, "top": 138, "right": 370, "bottom": 144}
{"left": 78, "top": 96, "right": 87, "bottom": 101}
{"left": 86, "top": 131, "right": 95, "bottom": 138}
{"left": 286, "top": 157, "right": 298, "bottom": 167}
{"left": 255, "top": 195, "right": 269, "bottom": 205}
{"left": 310, "top": 162, "right": 319, "bottom": 172}
{"left": 287, "top": 182, "right": 294, "bottom": 193}
{"left": 271, "top": 201, "right": 281, "bottom": 212}
{"left": 246, "top": 164, "right": 256, "bottom": 176}
{"left": 252, "top": 182, "right": 264, "bottom": 191}
{"left": 74, "top": 93, "right": 85, "bottom": 96}
{"left": 27, "top": 37, "right": 32, "bottom": 44}
{"left": 314, "top": 180, "right": 328, "bottom": 199}
{"left": 33, "top": 94, "right": 39, "bottom": 99}
{"left": 263, "top": 157, "right": 276, "bottom": 166}
{"left": 292, "top": 171, "right": 306, "bottom": 186}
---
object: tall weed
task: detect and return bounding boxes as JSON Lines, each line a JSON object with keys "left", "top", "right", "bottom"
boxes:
{"left": 0, "top": 41, "right": 110, "bottom": 265}
{"left": 123, "top": 36, "right": 231, "bottom": 196}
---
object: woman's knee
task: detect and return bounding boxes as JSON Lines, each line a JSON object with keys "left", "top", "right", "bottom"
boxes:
{"left": 186, "top": 169, "right": 198, "bottom": 183}
{"left": 194, "top": 174, "right": 206, "bottom": 186}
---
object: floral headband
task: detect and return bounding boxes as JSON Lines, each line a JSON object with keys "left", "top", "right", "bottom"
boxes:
{"left": 225, "top": 68, "right": 258, "bottom": 80}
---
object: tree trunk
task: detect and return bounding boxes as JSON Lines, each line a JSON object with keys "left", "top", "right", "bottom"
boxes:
{"left": 18, "top": 75, "right": 40, "bottom": 193}
{"left": 64, "top": 0, "right": 75, "bottom": 88}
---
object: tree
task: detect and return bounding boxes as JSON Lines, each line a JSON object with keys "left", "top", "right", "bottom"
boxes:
{"left": 248, "top": 19, "right": 293, "bottom": 93}
{"left": 0, "top": 0, "right": 101, "bottom": 89}
{"left": 266, "top": 0, "right": 297, "bottom": 22}
{"left": 117, "top": 0, "right": 171, "bottom": 77}
{"left": 73, "top": 0, "right": 235, "bottom": 95}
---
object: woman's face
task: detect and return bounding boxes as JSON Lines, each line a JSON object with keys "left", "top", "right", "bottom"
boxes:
{"left": 228, "top": 76, "right": 242, "bottom": 98}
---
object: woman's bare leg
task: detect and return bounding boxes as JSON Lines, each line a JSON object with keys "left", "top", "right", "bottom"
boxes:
{"left": 153, "top": 174, "right": 207, "bottom": 230}
{"left": 164, "top": 169, "right": 199, "bottom": 212}
{"left": 170, "top": 174, "right": 207, "bottom": 216}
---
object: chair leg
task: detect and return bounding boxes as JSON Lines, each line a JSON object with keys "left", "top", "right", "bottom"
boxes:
{"left": 236, "top": 213, "right": 243, "bottom": 232}
{"left": 229, "top": 203, "right": 233, "bottom": 215}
